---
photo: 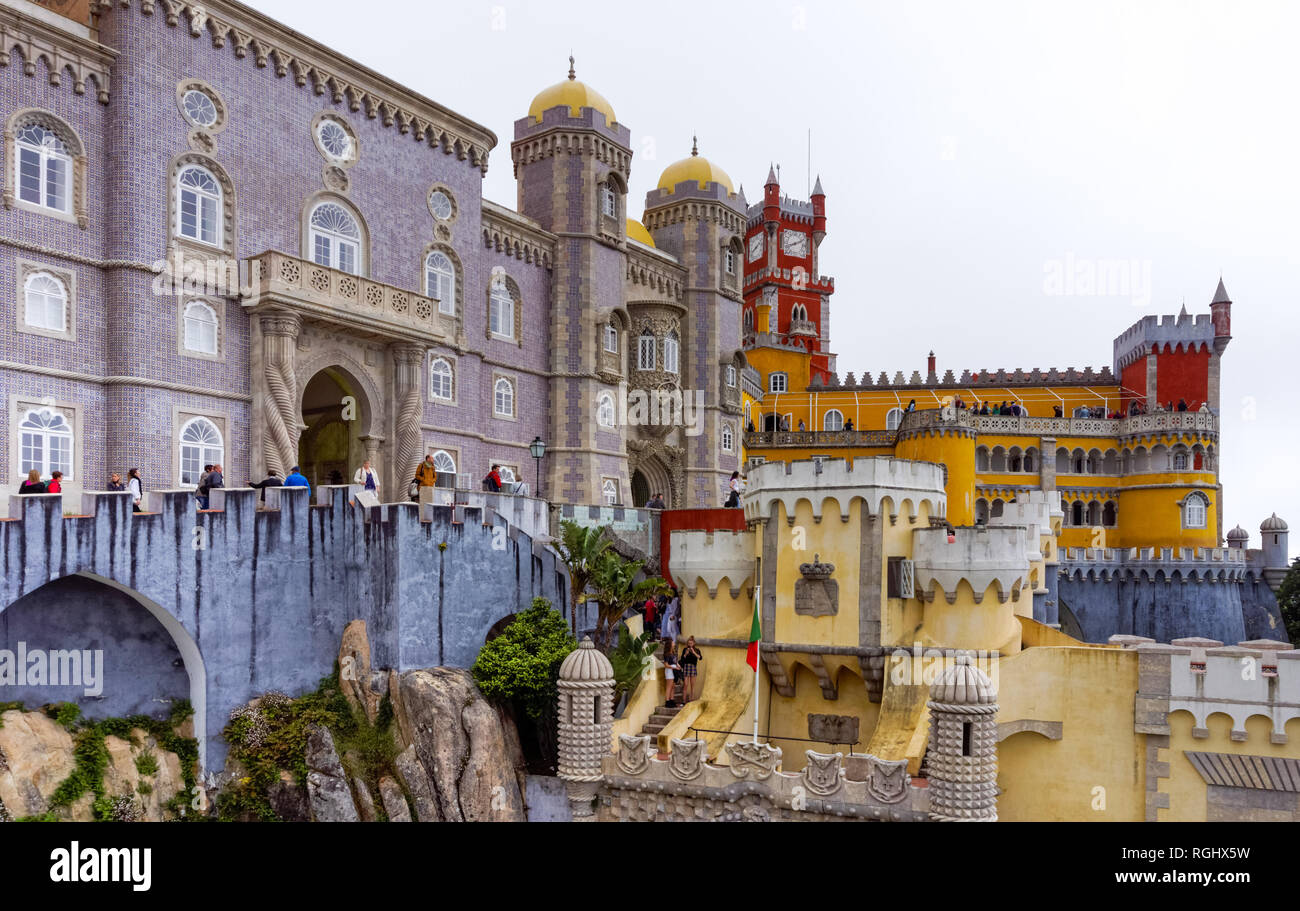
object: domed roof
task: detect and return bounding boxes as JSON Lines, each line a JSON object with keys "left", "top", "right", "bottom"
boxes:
{"left": 1227, "top": 525, "right": 1249, "bottom": 542}
{"left": 625, "top": 218, "right": 655, "bottom": 248}
{"left": 1261, "top": 513, "right": 1289, "bottom": 532}
{"left": 559, "top": 637, "right": 614, "bottom": 682}
{"left": 929, "top": 654, "right": 997, "bottom": 705}
{"left": 528, "top": 57, "right": 616, "bottom": 125}
{"left": 657, "top": 136, "right": 733, "bottom": 194}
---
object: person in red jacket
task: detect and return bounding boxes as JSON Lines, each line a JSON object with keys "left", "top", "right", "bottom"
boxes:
{"left": 47, "top": 471, "right": 63, "bottom": 494}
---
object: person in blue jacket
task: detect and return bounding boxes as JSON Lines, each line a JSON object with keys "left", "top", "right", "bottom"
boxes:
{"left": 283, "top": 465, "right": 311, "bottom": 493}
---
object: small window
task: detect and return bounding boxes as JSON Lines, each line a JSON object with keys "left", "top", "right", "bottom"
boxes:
{"left": 1184, "top": 493, "right": 1208, "bottom": 529}
{"left": 489, "top": 276, "right": 515, "bottom": 338}
{"left": 887, "top": 557, "right": 915, "bottom": 599}
{"left": 604, "top": 323, "right": 618, "bottom": 353}
{"left": 638, "top": 334, "right": 656, "bottom": 371}
{"left": 309, "top": 202, "right": 362, "bottom": 274}
{"left": 429, "top": 189, "right": 454, "bottom": 221}
{"left": 20, "top": 408, "right": 73, "bottom": 478}
{"left": 769, "top": 373, "right": 787, "bottom": 393}
{"left": 429, "top": 357, "right": 454, "bottom": 401}
{"left": 316, "top": 119, "right": 353, "bottom": 162}
{"left": 433, "top": 449, "right": 457, "bottom": 475}
{"left": 726, "top": 365, "right": 737, "bottom": 387}
{"left": 601, "top": 185, "right": 616, "bottom": 217}
{"left": 602, "top": 478, "right": 618, "bottom": 505}
{"left": 425, "top": 250, "right": 456, "bottom": 315}
{"left": 24, "top": 271, "right": 67, "bottom": 332}
{"left": 1173, "top": 452, "right": 1188, "bottom": 471}
{"left": 181, "top": 89, "right": 219, "bottom": 128}
{"left": 722, "top": 423, "right": 734, "bottom": 452}
{"left": 823, "top": 409, "right": 844, "bottom": 431}
{"left": 15, "top": 122, "right": 71, "bottom": 215}
{"left": 725, "top": 249, "right": 736, "bottom": 275}
{"left": 743, "top": 309, "right": 754, "bottom": 330}
{"left": 885, "top": 407, "right": 904, "bottom": 431}
{"left": 183, "top": 300, "right": 218, "bottom": 354}
{"left": 597, "top": 392, "right": 615, "bottom": 427}
{"left": 961, "top": 722, "right": 973, "bottom": 757}
{"left": 664, "top": 333, "right": 680, "bottom": 374}
{"left": 494, "top": 377, "right": 514, "bottom": 417}
{"left": 177, "top": 165, "right": 222, "bottom": 246}
{"left": 179, "top": 417, "right": 223, "bottom": 486}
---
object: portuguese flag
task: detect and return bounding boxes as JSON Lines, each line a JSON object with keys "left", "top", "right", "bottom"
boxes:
{"left": 746, "top": 588, "right": 761, "bottom": 672}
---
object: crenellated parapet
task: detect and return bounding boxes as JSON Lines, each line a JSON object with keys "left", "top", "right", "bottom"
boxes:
{"left": 1058, "top": 545, "right": 1253, "bottom": 584}
{"left": 912, "top": 526, "right": 1029, "bottom": 605}
{"left": 1113, "top": 312, "right": 1216, "bottom": 374}
{"left": 808, "top": 365, "right": 1117, "bottom": 392}
{"left": 599, "top": 735, "right": 930, "bottom": 822}
{"left": 742, "top": 457, "right": 946, "bottom": 525}
{"left": 667, "top": 529, "right": 754, "bottom": 599}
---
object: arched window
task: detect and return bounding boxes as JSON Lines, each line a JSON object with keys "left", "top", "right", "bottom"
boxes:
{"left": 663, "top": 332, "right": 680, "bottom": 374}
{"left": 991, "top": 499, "right": 1005, "bottom": 518}
{"left": 1172, "top": 451, "right": 1188, "bottom": 471}
{"left": 726, "top": 365, "right": 737, "bottom": 387}
{"left": 494, "top": 377, "right": 514, "bottom": 416}
{"left": 489, "top": 274, "right": 515, "bottom": 338}
{"left": 1183, "top": 492, "right": 1208, "bottom": 529}
{"left": 24, "top": 271, "right": 67, "bottom": 332}
{"left": 183, "top": 300, "right": 218, "bottom": 354}
{"left": 309, "top": 201, "right": 362, "bottom": 274}
{"left": 1086, "top": 500, "right": 1101, "bottom": 526}
{"left": 177, "top": 164, "right": 222, "bottom": 246}
{"left": 604, "top": 323, "right": 618, "bottom": 353}
{"left": 1103, "top": 501, "right": 1117, "bottom": 527}
{"left": 596, "top": 392, "right": 615, "bottom": 427}
{"left": 1071, "top": 501, "right": 1084, "bottom": 526}
{"left": 432, "top": 449, "right": 457, "bottom": 479}
{"left": 179, "top": 418, "right": 223, "bottom": 486}
{"left": 975, "top": 499, "right": 989, "bottom": 524}
{"left": 19, "top": 408, "right": 73, "bottom": 478}
{"left": 1024, "top": 448, "right": 1037, "bottom": 473}
{"left": 975, "top": 447, "right": 990, "bottom": 472}
{"left": 823, "top": 409, "right": 844, "bottom": 431}
{"left": 602, "top": 478, "right": 618, "bottom": 505}
{"left": 744, "top": 402, "right": 752, "bottom": 428}
{"left": 638, "top": 333, "right": 656, "bottom": 371}
{"left": 991, "top": 447, "right": 1007, "bottom": 472}
{"left": 429, "top": 356, "right": 454, "bottom": 401}
{"left": 15, "top": 122, "right": 71, "bottom": 214}
{"left": 743, "top": 309, "right": 754, "bottom": 331}
{"left": 770, "top": 373, "right": 788, "bottom": 394}
{"left": 725, "top": 248, "right": 736, "bottom": 275}
{"left": 425, "top": 250, "right": 456, "bottom": 315}
{"left": 601, "top": 184, "right": 617, "bottom": 218}
{"left": 722, "top": 423, "right": 734, "bottom": 452}
{"left": 885, "top": 408, "right": 904, "bottom": 431}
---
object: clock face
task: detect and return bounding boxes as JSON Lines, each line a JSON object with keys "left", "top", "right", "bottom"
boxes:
{"left": 781, "top": 229, "right": 808, "bottom": 257}
{"left": 748, "top": 233, "right": 764, "bottom": 262}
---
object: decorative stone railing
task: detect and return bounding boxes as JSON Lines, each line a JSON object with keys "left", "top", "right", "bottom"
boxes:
{"left": 745, "top": 429, "right": 895, "bottom": 448}
{"left": 788, "top": 318, "right": 818, "bottom": 336}
{"left": 242, "top": 251, "right": 448, "bottom": 343}
{"left": 974, "top": 410, "right": 1217, "bottom": 439}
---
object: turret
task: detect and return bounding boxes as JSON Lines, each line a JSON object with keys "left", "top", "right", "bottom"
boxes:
{"left": 557, "top": 637, "right": 615, "bottom": 820}
{"left": 1226, "top": 525, "right": 1249, "bottom": 549}
{"left": 1261, "top": 513, "right": 1289, "bottom": 574}
{"left": 811, "top": 173, "right": 826, "bottom": 244}
{"left": 1210, "top": 278, "right": 1232, "bottom": 356}
{"left": 763, "top": 164, "right": 780, "bottom": 227}
{"left": 926, "top": 654, "right": 999, "bottom": 822}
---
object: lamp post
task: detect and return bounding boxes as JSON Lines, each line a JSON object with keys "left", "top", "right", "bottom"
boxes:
{"left": 529, "top": 436, "right": 546, "bottom": 498}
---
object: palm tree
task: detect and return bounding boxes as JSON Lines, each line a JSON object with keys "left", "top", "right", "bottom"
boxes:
{"left": 590, "top": 549, "right": 671, "bottom": 652}
{"left": 553, "top": 520, "right": 611, "bottom": 636}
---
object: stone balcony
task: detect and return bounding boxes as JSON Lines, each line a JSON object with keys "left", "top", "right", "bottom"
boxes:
{"left": 974, "top": 410, "right": 1217, "bottom": 439}
{"left": 788, "top": 318, "right": 818, "bottom": 337}
{"left": 241, "top": 250, "right": 450, "bottom": 343}
{"left": 745, "top": 429, "right": 896, "bottom": 448}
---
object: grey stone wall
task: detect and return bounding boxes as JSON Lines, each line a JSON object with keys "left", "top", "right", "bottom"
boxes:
{"left": 0, "top": 487, "right": 569, "bottom": 771}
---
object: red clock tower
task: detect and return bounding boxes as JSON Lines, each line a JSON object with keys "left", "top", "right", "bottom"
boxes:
{"left": 742, "top": 167, "right": 836, "bottom": 382}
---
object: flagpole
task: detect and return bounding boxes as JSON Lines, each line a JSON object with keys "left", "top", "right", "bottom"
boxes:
{"left": 753, "top": 584, "right": 760, "bottom": 744}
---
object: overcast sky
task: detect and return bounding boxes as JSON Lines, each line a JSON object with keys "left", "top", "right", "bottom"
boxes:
{"left": 253, "top": 0, "right": 1298, "bottom": 557}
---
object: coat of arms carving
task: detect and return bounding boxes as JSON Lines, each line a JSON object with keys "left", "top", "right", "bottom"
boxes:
{"left": 802, "top": 749, "right": 844, "bottom": 796}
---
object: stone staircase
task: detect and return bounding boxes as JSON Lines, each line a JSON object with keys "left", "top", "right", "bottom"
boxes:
{"left": 641, "top": 701, "right": 682, "bottom": 737}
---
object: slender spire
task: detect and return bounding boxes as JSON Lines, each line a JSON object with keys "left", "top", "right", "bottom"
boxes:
{"left": 812, "top": 173, "right": 824, "bottom": 196}
{"left": 1212, "top": 277, "right": 1231, "bottom": 304}
{"left": 691, "top": 134, "right": 698, "bottom": 156}
{"left": 568, "top": 54, "right": 575, "bottom": 81}
{"left": 766, "top": 163, "right": 777, "bottom": 185}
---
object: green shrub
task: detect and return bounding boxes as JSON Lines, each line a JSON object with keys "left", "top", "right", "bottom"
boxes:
{"left": 472, "top": 597, "right": 576, "bottom": 721}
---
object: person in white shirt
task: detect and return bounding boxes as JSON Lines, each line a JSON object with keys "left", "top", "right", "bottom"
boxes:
{"left": 353, "top": 460, "right": 380, "bottom": 494}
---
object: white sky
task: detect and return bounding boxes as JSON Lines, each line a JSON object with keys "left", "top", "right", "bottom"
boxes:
{"left": 252, "top": 0, "right": 1299, "bottom": 557}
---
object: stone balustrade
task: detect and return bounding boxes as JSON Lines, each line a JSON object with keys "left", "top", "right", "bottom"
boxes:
{"left": 242, "top": 250, "right": 449, "bottom": 343}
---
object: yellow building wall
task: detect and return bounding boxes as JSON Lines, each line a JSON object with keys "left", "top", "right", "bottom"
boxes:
{"left": 1114, "top": 484, "right": 1219, "bottom": 549}
{"left": 995, "top": 646, "right": 1147, "bottom": 821}
{"left": 896, "top": 430, "right": 976, "bottom": 525}
{"left": 1159, "top": 711, "right": 1300, "bottom": 822}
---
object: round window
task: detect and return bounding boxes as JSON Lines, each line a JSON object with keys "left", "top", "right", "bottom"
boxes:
{"left": 429, "top": 190, "right": 453, "bottom": 220}
{"left": 317, "top": 120, "right": 353, "bottom": 162}
{"left": 182, "top": 89, "right": 219, "bottom": 127}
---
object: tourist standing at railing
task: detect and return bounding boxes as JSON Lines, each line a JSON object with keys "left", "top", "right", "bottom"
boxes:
{"left": 746, "top": 419, "right": 756, "bottom": 433}
{"left": 1054, "top": 404, "right": 1064, "bottom": 417}
{"left": 128, "top": 469, "right": 144, "bottom": 512}
{"left": 679, "top": 636, "right": 702, "bottom": 703}
{"left": 797, "top": 418, "right": 806, "bottom": 431}
{"left": 662, "top": 638, "right": 681, "bottom": 707}
{"left": 47, "top": 471, "right": 64, "bottom": 495}
{"left": 905, "top": 399, "right": 916, "bottom": 413}
{"left": 724, "top": 471, "right": 743, "bottom": 508}
{"left": 18, "top": 469, "right": 46, "bottom": 495}
{"left": 414, "top": 453, "right": 438, "bottom": 492}
{"left": 1177, "top": 398, "right": 1188, "bottom": 412}
{"left": 483, "top": 464, "right": 503, "bottom": 492}
{"left": 249, "top": 470, "right": 282, "bottom": 504}
{"left": 354, "top": 459, "right": 380, "bottom": 495}
{"left": 844, "top": 418, "right": 853, "bottom": 431}
{"left": 107, "top": 473, "right": 125, "bottom": 492}
{"left": 283, "top": 465, "right": 311, "bottom": 494}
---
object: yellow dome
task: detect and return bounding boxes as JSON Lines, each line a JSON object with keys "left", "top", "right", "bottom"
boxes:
{"left": 528, "top": 57, "right": 617, "bottom": 125}
{"left": 657, "top": 137, "right": 733, "bottom": 194}
{"left": 625, "top": 218, "right": 655, "bottom": 248}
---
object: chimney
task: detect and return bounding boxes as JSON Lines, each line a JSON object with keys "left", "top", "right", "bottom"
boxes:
{"left": 927, "top": 351, "right": 937, "bottom": 383}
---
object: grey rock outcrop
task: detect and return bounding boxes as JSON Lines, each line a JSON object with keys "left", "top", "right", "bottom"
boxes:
{"left": 304, "top": 724, "right": 360, "bottom": 823}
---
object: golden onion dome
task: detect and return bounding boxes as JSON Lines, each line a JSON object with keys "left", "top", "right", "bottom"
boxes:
{"left": 657, "top": 136, "right": 734, "bottom": 194}
{"left": 528, "top": 56, "right": 617, "bottom": 125}
{"left": 625, "top": 218, "right": 655, "bottom": 248}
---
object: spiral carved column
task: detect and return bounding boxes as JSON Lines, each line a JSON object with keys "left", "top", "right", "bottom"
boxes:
{"left": 260, "top": 311, "right": 303, "bottom": 477}
{"left": 390, "top": 343, "right": 426, "bottom": 488}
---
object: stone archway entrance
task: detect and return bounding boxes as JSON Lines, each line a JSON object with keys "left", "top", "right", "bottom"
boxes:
{"left": 631, "top": 471, "right": 650, "bottom": 510}
{"left": 299, "top": 367, "right": 370, "bottom": 489}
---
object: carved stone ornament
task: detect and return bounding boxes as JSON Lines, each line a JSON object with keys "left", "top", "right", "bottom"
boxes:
{"left": 323, "top": 165, "right": 349, "bottom": 194}
{"left": 187, "top": 129, "right": 216, "bottom": 153}
{"left": 741, "top": 803, "right": 772, "bottom": 822}
{"left": 668, "top": 738, "right": 705, "bottom": 781}
{"left": 866, "top": 755, "right": 910, "bottom": 804}
{"left": 794, "top": 554, "right": 839, "bottom": 617}
{"left": 725, "top": 740, "right": 782, "bottom": 780}
{"left": 802, "top": 750, "right": 844, "bottom": 796}
{"left": 616, "top": 734, "right": 653, "bottom": 775}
